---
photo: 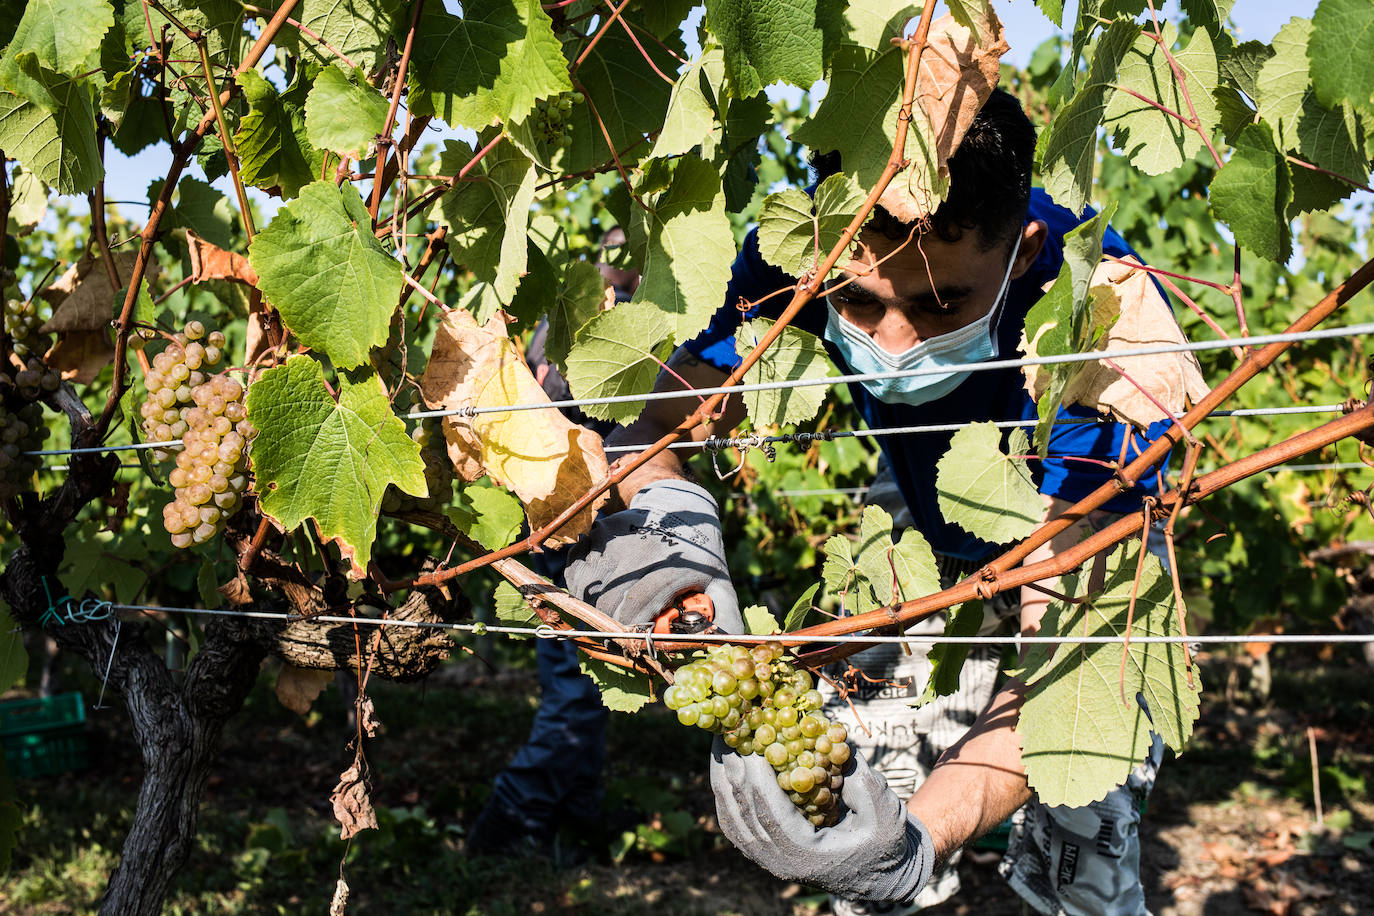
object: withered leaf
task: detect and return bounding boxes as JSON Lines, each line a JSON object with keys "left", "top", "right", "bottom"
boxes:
{"left": 44, "top": 329, "right": 113, "bottom": 384}
{"left": 418, "top": 309, "right": 610, "bottom": 546}
{"left": 218, "top": 573, "right": 254, "bottom": 606}
{"left": 1024, "top": 257, "right": 1211, "bottom": 428}
{"left": 880, "top": 7, "right": 1009, "bottom": 223}
{"left": 186, "top": 230, "right": 258, "bottom": 285}
{"left": 357, "top": 696, "right": 381, "bottom": 738}
{"left": 330, "top": 754, "right": 378, "bottom": 840}
{"left": 40, "top": 250, "right": 150, "bottom": 333}
{"left": 274, "top": 663, "right": 333, "bottom": 716}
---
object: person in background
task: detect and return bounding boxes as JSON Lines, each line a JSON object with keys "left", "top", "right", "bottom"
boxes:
{"left": 465, "top": 230, "right": 633, "bottom": 861}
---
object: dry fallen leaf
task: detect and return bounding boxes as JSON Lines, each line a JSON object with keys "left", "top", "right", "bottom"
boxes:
{"left": 40, "top": 250, "right": 159, "bottom": 382}
{"left": 186, "top": 229, "right": 258, "bottom": 285}
{"left": 218, "top": 573, "right": 254, "bottom": 606}
{"left": 418, "top": 309, "right": 610, "bottom": 545}
{"left": 274, "top": 663, "right": 333, "bottom": 716}
{"left": 330, "top": 753, "right": 378, "bottom": 840}
{"left": 881, "top": 6, "right": 1009, "bottom": 223}
{"left": 1024, "top": 258, "right": 1210, "bottom": 428}
{"left": 44, "top": 330, "right": 114, "bottom": 384}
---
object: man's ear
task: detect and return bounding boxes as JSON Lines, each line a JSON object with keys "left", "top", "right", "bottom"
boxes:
{"left": 1011, "top": 220, "right": 1049, "bottom": 279}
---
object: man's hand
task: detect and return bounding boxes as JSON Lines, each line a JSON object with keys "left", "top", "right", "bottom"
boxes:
{"left": 710, "top": 738, "right": 934, "bottom": 902}
{"left": 563, "top": 479, "right": 743, "bottom": 632}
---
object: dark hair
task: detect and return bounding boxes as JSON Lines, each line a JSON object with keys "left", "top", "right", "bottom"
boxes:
{"left": 809, "top": 88, "right": 1035, "bottom": 250}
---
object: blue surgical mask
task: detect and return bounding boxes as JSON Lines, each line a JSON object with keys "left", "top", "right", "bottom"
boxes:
{"left": 823, "top": 235, "right": 1022, "bottom": 406}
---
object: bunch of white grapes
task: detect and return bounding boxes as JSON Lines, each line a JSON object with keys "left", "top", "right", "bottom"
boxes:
{"left": 665, "top": 642, "right": 851, "bottom": 828}
{"left": 137, "top": 321, "right": 255, "bottom": 548}
{"left": 3, "top": 297, "right": 49, "bottom": 360}
{"left": 0, "top": 398, "right": 48, "bottom": 499}
{"left": 530, "top": 90, "right": 585, "bottom": 148}
{"left": 381, "top": 418, "right": 454, "bottom": 515}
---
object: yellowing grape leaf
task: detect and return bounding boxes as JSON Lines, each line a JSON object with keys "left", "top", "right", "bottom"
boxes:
{"left": 1026, "top": 257, "right": 1210, "bottom": 428}
{"left": 878, "top": 7, "right": 1008, "bottom": 224}
{"left": 418, "top": 308, "right": 609, "bottom": 545}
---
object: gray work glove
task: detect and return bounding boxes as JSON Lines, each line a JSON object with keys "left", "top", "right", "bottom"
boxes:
{"left": 563, "top": 478, "right": 743, "bottom": 632}
{"left": 710, "top": 737, "right": 934, "bottom": 903}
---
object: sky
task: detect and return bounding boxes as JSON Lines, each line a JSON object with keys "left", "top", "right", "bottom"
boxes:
{"left": 97, "top": 0, "right": 1324, "bottom": 226}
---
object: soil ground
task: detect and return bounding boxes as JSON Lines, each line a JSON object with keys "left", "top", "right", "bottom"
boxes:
{"left": 1, "top": 642, "right": 1370, "bottom": 915}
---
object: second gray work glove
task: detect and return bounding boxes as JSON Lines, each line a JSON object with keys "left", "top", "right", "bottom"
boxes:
{"left": 563, "top": 478, "right": 743, "bottom": 633}
{"left": 710, "top": 737, "right": 934, "bottom": 903}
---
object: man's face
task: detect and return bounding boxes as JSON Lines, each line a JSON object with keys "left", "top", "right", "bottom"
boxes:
{"left": 826, "top": 220, "right": 1046, "bottom": 355}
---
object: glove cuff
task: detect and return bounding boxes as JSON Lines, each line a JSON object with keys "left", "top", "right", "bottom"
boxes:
{"left": 629, "top": 477, "right": 720, "bottom": 515}
{"left": 894, "top": 811, "right": 936, "bottom": 906}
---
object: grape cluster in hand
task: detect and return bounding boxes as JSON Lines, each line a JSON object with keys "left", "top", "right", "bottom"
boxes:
{"left": 530, "top": 91, "right": 585, "bottom": 148}
{"left": 139, "top": 321, "right": 256, "bottom": 548}
{"left": 381, "top": 418, "right": 453, "bottom": 515}
{"left": 665, "top": 642, "right": 851, "bottom": 828}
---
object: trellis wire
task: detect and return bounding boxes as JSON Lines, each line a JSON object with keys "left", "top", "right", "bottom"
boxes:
{"left": 22, "top": 403, "right": 1356, "bottom": 459}
{"left": 102, "top": 602, "right": 1374, "bottom": 648}
{"left": 406, "top": 322, "right": 1374, "bottom": 421}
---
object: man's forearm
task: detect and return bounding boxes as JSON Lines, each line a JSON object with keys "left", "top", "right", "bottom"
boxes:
{"left": 906, "top": 679, "right": 1030, "bottom": 866}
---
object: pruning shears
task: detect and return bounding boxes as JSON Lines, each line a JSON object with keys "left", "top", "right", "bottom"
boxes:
{"left": 652, "top": 588, "right": 715, "bottom": 636}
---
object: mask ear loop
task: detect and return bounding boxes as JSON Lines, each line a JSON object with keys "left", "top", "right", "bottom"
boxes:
{"left": 984, "top": 232, "right": 1024, "bottom": 345}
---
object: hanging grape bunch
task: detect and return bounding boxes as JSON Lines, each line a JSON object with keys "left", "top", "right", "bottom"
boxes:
{"left": 665, "top": 642, "right": 852, "bottom": 828}
{"left": 381, "top": 418, "right": 454, "bottom": 514}
{"left": 0, "top": 289, "right": 59, "bottom": 499}
{"left": 3, "top": 296, "right": 51, "bottom": 359}
{"left": 530, "top": 90, "right": 585, "bottom": 148}
{"left": 137, "top": 321, "right": 256, "bottom": 548}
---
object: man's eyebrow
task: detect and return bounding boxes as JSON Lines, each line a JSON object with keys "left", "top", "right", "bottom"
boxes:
{"left": 907, "top": 285, "right": 976, "bottom": 307}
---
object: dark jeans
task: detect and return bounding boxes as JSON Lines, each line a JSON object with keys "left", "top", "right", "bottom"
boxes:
{"left": 485, "top": 550, "right": 609, "bottom": 829}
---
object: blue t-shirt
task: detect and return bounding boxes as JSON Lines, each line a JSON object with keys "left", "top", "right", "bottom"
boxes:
{"left": 685, "top": 189, "right": 1172, "bottom": 562}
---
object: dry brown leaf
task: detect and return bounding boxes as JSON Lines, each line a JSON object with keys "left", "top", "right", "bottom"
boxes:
{"left": 1056, "top": 258, "right": 1210, "bottom": 427}
{"left": 40, "top": 250, "right": 149, "bottom": 333}
{"left": 330, "top": 754, "right": 378, "bottom": 840}
{"left": 418, "top": 308, "right": 610, "bottom": 545}
{"left": 880, "top": 6, "right": 1009, "bottom": 223}
{"left": 218, "top": 573, "right": 254, "bottom": 606}
{"left": 274, "top": 663, "right": 333, "bottom": 716}
{"left": 186, "top": 230, "right": 258, "bottom": 285}
{"left": 329, "top": 877, "right": 350, "bottom": 916}
{"left": 357, "top": 696, "right": 381, "bottom": 738}
{"left": 44, "top": 329, "right": 113, "bottom": 383}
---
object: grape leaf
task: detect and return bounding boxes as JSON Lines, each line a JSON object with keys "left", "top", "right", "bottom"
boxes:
{"left": 166, "top": 177, "right": 237, "bottom": 250}
{"left": 1103, "top": 23, "right": 1220, "bottom": 176}
{"left": 417, "top": 308, "right": 610, "bottom": 545}
{"left": 1209, "top": 121, "right": 1293, "bottom": 263}
{"left": 648, "top": 48, "right": 723, "bottom": 161}
{"left": 494, "top": 580, "right": 540, "bottom": 628}
{"left": 248, "top": 181, "right": 404, "bottom": 369}
{"left": 842, "top": 0, "right": 921, "bottom": 52}
{"left": 1309, "top": 0, "right": 1374, "bottom": 112}
{"left": 756, "top": 172, "right": 867, "bottom": 278}
{"left": 795, "top": 8, "right": 1006, "bottom": 225}
{"left": 452, "top": 482, "right": 525, "bottom": 551}
{"left": 0, "top": 69, "right": 101, "bottom": 194}
{"left": 936, "top": 423, "right": 1042, "bottom": 545}
{"left": 822, "top": 531, "right": 879, "bottom": 613}
{"left": 439, "top": 139, "right": 537, "bottom": 301}
{"left": 580, "top": 656, "right": 654, "bottom": 713}
{"left": 232, "top": 68, "right": 323, "bottom": 199}
{"left": 854, "top": 505, "right": 940, "bottom": 606}
{"left": 1257, "top": 18, "right": 1313, "bottom": 152}
{"left": 543, "top": 259, "right": 608, "bottom": 371}
{"left": 564, "top": 299, "right": 675, "bottom": 423}
{"left": 407, "top": 0, "right": 570, "bottom": 131}
{"left": 627, "top": 157, "right": 735, "bottom": 345}
{"left": 1, "top": 0, "right": 112, "bottom": 76}
{"left": 702, "top": 0, "right": 838, "bottom": 98}
{"left": 1020, "top": 206, "right": 1114, "bottom": 455}
{"left": 1219, "top": 40, "right": 1274, "bottom": 103}
{"left": 734, "top": 318, "right": 833, "bottom": 427}
{"left": 305, "top": 65, "right": 389, "bottom": 159}
{"left": 1040, "top": 18, "right": 1139, "bottom": 216}
{"left": 246, "top": 356, "right": 426, "bottom": 571}
{"left": 783, "top": 583, "right": 821, "bottom": 631}
{"left": 283, "top": 0, "right": 401, "bottom": 73}
{"left": 742, "top": 604, "right": 780, "bottom": 636}
{"left": 7, "top": 163, "right": 46, "bottom": 230}
{"left": 1017, "top": 543, "right": 1201, "bottom": 808}
{"left": 911, "top": 599, "right": 984, "bottom": 708}
{"left": 1033, "top": 0, "right": 1064, "bottom": 28}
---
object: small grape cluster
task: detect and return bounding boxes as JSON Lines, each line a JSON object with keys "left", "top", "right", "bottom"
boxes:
{"left": 0, "top": 399, "right": 48, "bottom": 499}
{"left": 530, "top": 90, "right": 585, "bottom": 148}
{"left": 3, "top": 297, "right": 51, "bottom": 359}
{"left": 381, "top": 418, "right": 453, "bottom": 514}
{"left": 665, "top": 642, "right": 851, "bottom": 828}
{"left": 138, "top": 321, "right": 256, "bottom": 548}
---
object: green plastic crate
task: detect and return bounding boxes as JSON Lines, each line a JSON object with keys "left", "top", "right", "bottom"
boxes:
{"left": 0, "top": 691, "right": 89, "bottom": 779}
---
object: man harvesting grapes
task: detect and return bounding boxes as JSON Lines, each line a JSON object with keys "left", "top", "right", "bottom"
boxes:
{"left": 562, "top": 87, "right": 1196, "bottom": 914}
